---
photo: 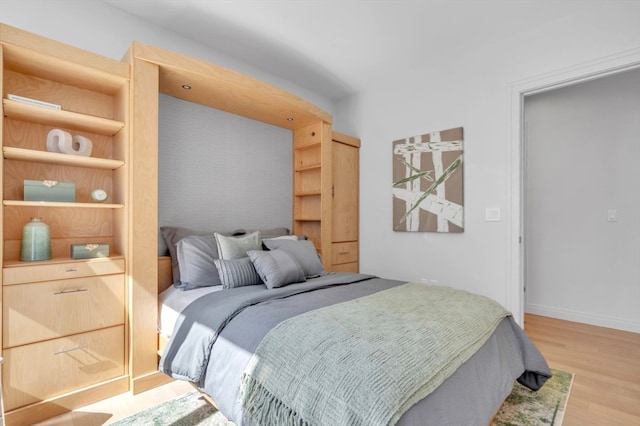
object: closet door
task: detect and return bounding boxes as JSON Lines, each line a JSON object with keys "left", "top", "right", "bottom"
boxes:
{"left": 331, "top": 132, "right": 360, "bottom": 272}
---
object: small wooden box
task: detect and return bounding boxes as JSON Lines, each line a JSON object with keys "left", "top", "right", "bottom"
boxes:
{"left": 24, "top": 180, "right": 75, "bottom": 202}
{"left": 70, "top": 243, "right": 110, "bottom": 259}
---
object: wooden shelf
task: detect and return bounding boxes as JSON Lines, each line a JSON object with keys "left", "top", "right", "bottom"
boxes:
{"left": 3, "top": 200, "right": 123, "bottom": 209}
{"left": 1, "top": 24, "right": 131, "bottom": 424}
{"left": 295, "top": 164, "right": 321, "bottom": 172}
{"left": 3, "top": 99, "right": 125, "bottom": 135}
{"left": 2, "top": 41, "right": 128, "bottom": 94}
{"left": 3, "top": 255, "right": 124, "bottom": 269}
{"left": 3, "top": 147, "right": 124, "bottom": 169}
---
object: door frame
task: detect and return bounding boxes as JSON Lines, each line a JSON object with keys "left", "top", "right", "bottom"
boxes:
{"left": 507, "top": 48, "right": 640, "bottom": 327}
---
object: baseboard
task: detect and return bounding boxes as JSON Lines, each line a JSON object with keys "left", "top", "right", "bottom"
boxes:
{"left": 132, "top": 370, "right": 174, "bottom": 395}
{"left": 526, "top": 303, "right": 640, "bottom": 333}
{"left": 4, "top": 375, "right": 129, "bottom": 426}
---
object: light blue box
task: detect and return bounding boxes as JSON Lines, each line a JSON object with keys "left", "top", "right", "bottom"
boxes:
{"left": 24, "top": 180, "right": 75, "bottom": 202}
{"left": 70, "top": 243, "right": 110, "bottom": 259}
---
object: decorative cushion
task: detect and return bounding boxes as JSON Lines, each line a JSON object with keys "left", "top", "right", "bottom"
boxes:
{"left": 263, "top": 239, "right": 326, "bottom": 278}
{"left": 263, "top": 235, "right": 299, "bottom": 241}
{"left": 214, "top": 257, "right": 263, "bottom": 289}
{"left": 174, "top": 235, "right": 222, "bottom": 290}
{"left": 215, "top": 231, "right": 263, "bottom": 259}
{"left": 247, "top": 249, "right": 306, "bottom": 289}
{"left": 161, "top": 226, "right": 289, "bottom": 283}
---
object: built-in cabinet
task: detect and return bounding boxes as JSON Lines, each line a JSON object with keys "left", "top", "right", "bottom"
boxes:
{"left": 0, "top": 24, "right": 130, "bottom": 425}
{"left": 0, "top": 24, "right": 359, "bottom": 426}
{"left": 293, "top": 126, "right": 360, "bottom": 272}
{"left": 330, "top": 132, "right": 360, "bottom": 272}
{"left": 293, "top": 122, "right": 329, "bottom": 258}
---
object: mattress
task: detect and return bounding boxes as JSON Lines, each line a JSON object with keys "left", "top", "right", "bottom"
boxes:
{"left": 159, "top": 273, "right": 551, "bottom": 425}
{"left": 158, "top": 284, "right": 222, "bottom": 337}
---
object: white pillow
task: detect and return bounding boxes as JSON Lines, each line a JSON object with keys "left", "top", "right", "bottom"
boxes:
{"left": 215, "top": 231, "right": 262, "bottom": 259}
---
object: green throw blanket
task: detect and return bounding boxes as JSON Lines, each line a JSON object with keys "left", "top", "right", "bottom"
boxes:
{"left": 240, "top": 283, "right": 511, "bottom": 426}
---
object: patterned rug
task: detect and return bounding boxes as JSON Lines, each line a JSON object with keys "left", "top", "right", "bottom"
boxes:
{"left": 492, "top": 369, "right": 574, "bottom": 426}
{"left": 112, "top": 369, "right": 573, "bottom": 426}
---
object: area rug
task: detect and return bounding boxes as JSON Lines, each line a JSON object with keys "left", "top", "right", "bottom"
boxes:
{"left": 492, "top": 369, "right": 574, "bottom": 426}
{"left": 112, "top": 369, "right": 573, "bottom": 426}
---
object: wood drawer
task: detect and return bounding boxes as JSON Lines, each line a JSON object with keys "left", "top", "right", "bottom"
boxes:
{"left": 3, "top": 274, "right": 125, "bottom": 348}
{"left": 3, "top": 257, "right": 125, "bottom": 285}
{"left": 331, "top": 241, "right": 358, "bottom": 265}
{"left": 331, "top": 262, "right": 359, "bottom": 273}
{"left": 3, "top": 325, "right": 125, "bottom": 412}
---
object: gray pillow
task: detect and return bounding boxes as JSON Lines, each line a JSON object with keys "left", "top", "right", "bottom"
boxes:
{"left": 247, "top": 249, "right": 306, "bottom": 289}
{"left": 214, "top": 257, "right": 263, "bottom": 289}
{"left": 161, "top": 226, "right": 225, "bottom": 283}
{"left": 263, "top": 239, "right": 326, "bottom": 278}
{"left": 215, "top": 231, "right": 262, "bottom": 259}
{"left": 161, "top": 226, "right": 290, "bottom": 283}
{"left": 174, "top": 235, "right": 222, "bottom": 290}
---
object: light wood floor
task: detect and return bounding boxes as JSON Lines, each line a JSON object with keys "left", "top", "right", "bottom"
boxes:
{"left": 32, "top": 314, "right": 640, "bottom": 426}
{"left": 523, "top": 314, "right": 640, "bottom": 426}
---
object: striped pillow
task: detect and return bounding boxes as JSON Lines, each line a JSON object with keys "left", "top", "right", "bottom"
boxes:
{"left": 214, "top": 257, "right": 263, "bottom": 289}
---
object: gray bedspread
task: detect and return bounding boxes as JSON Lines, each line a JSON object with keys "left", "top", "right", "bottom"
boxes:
{"left": 160, "top": 273, "right": 551, "bottom": 426}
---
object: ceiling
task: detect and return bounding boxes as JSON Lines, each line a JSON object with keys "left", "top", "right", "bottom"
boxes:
{"left": 101, "top": 0, "right": 581, "bottom": 101}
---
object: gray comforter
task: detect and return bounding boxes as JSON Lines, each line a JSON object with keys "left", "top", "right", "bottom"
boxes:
{"left": 159, "top": 273, "right": 551, "bottom": 426}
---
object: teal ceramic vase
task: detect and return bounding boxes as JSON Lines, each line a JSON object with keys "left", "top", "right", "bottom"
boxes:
{"left": 20, "top": 217, "right": 52, "bottom": 261}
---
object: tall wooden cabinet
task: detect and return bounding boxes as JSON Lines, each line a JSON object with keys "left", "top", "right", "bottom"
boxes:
{"left": 330, "top": 132, "right": 360, "bottom": 272}
{"left": 293, "top": 127, "right": 360, "bottom": 272}
{"left": 0, "top": 25, "right": 130, "bottom": 425}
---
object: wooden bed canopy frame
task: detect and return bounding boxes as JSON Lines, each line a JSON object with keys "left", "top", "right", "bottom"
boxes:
{"left": 126, "top": 42, "right": 339, "bottom": 394}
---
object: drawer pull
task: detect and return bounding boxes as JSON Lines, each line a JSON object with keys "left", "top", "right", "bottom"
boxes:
{"left": 53, "top": 345, "right": 86, "bottom": 355}
{"left": 65, "top": 268, "right": 79, "bottom": 273}
{"left": 53, "top": 288, "right": 88, "bottom": 295}
{"left": 339, "top": 251, "right": 350, "bottom": 255}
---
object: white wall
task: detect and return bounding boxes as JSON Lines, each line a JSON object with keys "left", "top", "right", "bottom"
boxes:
{"left": 334, "top": 2, "right": 640, "bottom": 324}
{"left": 0, "top": 0, "right": 336, "bottom": 117}
{"left": 524, "top": 70, "right": 640, "bottom": 332}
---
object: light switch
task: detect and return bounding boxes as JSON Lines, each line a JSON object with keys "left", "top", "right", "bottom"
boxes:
{"left": 607, "top": 209, "right": 618, "bottom": 222}
{"left": 485, "top": 207, "right": 501, "bottom": 222}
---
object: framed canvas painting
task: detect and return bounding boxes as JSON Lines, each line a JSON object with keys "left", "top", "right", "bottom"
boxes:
{"left": 392, "top": 127, "right": 464, "bottom": 232}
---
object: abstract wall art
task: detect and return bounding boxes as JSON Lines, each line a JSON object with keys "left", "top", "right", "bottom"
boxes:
{"left": 392, "top": 127, "right": 464, "bottom": 232}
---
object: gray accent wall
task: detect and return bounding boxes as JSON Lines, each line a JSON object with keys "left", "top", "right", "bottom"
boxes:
{"left": 158, "top": 94, "right": 293, "bottom": 254}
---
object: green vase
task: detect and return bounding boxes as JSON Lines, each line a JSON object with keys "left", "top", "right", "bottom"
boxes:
{"left": 20, "top": 217, "right": 52, "bottom": 261}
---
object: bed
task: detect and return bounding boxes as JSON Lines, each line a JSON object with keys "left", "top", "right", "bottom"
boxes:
{"left": 156, "top": 228, "right": 551, "bottom": 426}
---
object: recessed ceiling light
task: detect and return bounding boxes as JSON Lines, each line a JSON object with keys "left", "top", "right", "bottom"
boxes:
{"left": 182, "top": 84, "right": 191, "bottom": 90}
{"left": 286, "top": 117, "right": 294, "bottom": 121}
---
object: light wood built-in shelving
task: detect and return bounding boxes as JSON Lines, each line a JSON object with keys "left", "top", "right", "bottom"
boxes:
{"left": 2, "top": 200, "right": 123, "bottom": 209}
{"left": 0, "top": 23, "right": 361, "bottom": 426}
{"left": 1, "top": 23, "right": 131, "bottom": 426}
{"left": 2, "top": 41, "right": 127, "bottom": 93}
{"left": 3, "top": 147, "right": 124, "bottom": 169}
{"left": 3, "top": 100, "right": 125, "bottom": 135}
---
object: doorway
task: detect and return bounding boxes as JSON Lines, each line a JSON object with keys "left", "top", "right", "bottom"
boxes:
{"left": 521, "top": 69, "right": 640, "bottom": 332}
